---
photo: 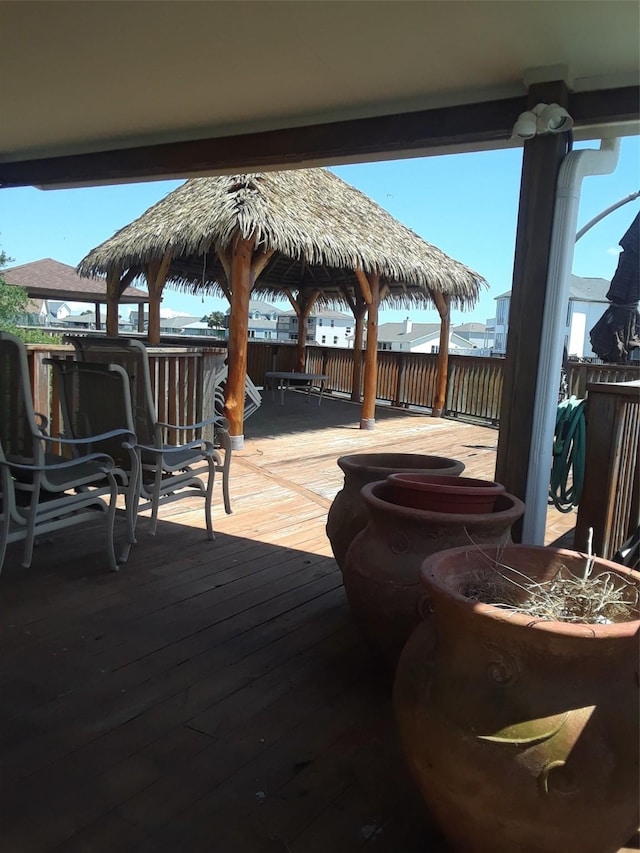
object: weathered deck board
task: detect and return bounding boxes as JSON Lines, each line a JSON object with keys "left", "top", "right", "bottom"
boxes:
{"left": 2, "top": 393, "right": 615, "bottom": 853}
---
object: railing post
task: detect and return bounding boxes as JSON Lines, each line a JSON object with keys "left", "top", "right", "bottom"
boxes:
{"left": 575, "top": 380, "right": 640, "bottom": 559}
{"left": 393, "top": 353, "right": 405, "bottom": 408}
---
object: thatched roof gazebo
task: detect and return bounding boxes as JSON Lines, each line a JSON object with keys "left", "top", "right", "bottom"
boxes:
{"left": 78, "top": 168, "right": 486, "bottom": 447}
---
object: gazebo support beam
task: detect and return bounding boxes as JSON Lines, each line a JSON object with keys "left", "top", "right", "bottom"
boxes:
{"left": 285, "top": 288, "right": 320, "bottom": 372}
{"left": 225, "top": 235, "right": 255, "bottom": 448}
{"left": 105, "top": 267, "right": 139, "bottom": 336}
{"left": 145, "top": 251, "right": 172, "bottom": 344}
{"left": 340, "top": 286, "right": 367, "bottom": 403}
{"left": 105, "top": 268, "right": 122, "bottom": 336}
{"left": 356, "top": 269, "right": 380, "bottom": 430}
{"left": 432, "top": 290, "right": 451, "bottom": 417}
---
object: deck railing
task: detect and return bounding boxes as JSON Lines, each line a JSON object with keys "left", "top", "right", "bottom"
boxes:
{"left": 575, "top": 380, "right": 640, "bottom": 560}
{"left": 25, "top": 340, "right": 640, "bottom": 434}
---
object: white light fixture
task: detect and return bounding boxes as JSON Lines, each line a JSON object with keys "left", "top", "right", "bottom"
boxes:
{"left": 512, "top": 103, "right": 574, "bottom": 140}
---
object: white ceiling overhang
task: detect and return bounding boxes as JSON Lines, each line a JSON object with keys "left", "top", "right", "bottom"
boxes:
{"left": 1, "top": 1, "right": 638, "bottom": 184}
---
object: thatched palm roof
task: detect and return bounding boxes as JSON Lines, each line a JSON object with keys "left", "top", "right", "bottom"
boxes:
{"left": 78, "top": 168, "right": 486, "bottom": 309}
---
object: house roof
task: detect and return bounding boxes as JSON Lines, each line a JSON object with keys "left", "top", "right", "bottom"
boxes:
{"left": 453, "top": 322, "right": 486, "bottom": 332}
{"left": 246, "top": 300, "right": 284, "bottom": 315}
{"left": 279, "top": 307, "right": 353, "bottom": 320}
{"left": 495, "top": 274, "right": 611, "bottom": 304}
{"left": 568, "top": 275, "right": 610, "bottom": 302}
{"left": 3, "top": 258, "right": 148, "bottom": 304}
{"left": 378, "top": 322, "right": 441, "bottom": 343}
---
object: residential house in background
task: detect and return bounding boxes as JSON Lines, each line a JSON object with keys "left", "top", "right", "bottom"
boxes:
{"left": 225, "top": 300, "right": 283, "bottom": 341}
{"left": 374, "top": 317, "right": 473, "bottom": 353}
{"left": 180, "top": 321, "right": 226, "bottom": 339}
{"left": 452, "top": 322, "right": 491, "bottom": 349}
{"left": 491, "top": 275, "right": 611, "bottom": 358}
{"left": 277, "top": 309, "right": 352, "bottom": 347}
{"left": 3, "top": 259, "right": 147, "bottom": 331}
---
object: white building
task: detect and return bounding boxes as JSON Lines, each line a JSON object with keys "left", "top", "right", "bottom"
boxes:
{"left": 375, "top": 317, "right": 473, "bottom": 353}
{"left": 225, "top": 300, "right": 283, "bottom": 341}
{"left": 277, "top": 309, "right": 353, "bottom": 347}
{"left": 452, "top": 322, "right": 491, "bottom": 349}
{"left": 491, "top": 275, "right": 610, "bottom": 358}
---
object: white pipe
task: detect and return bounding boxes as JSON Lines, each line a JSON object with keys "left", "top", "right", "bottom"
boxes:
{"left": 521, "top": 138, "right": 620, "bottom": 545}
{"left": 575, "top": 190, "right": 640, "bottom": 242}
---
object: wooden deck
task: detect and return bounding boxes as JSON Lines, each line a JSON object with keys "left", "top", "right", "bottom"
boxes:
{"left": 1, "top": 391, "right": 633, "bottom": 853}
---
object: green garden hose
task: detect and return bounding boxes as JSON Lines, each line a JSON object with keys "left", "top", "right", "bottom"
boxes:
{"left": 549, "top": 396, "right": 587, "bottom": 513}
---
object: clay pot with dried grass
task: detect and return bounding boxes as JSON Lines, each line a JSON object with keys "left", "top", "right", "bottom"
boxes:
{"left": 393, "top": 543, "right": 640, "bottom": 853}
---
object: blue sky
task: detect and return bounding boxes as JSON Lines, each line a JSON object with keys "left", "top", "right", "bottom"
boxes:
{"left": 1, "top": 135, "right": 638, "bottom": 325}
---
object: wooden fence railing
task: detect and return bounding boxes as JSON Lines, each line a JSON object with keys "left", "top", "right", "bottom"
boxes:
{"left": 575, "top": 380, "right": 640, "bottom": 560}
{"left": 25, "top": 341, "right": 640, "bottom": 434}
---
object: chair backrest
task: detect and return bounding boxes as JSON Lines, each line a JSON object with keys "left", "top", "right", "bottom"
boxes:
{"left": 0, "top": 332, "right": 46, "bottom": 463}
{"left": 68, "top": 336, "right": 157, "bottom": 445}
{"left": 211, "top": 363, "right": 262, "bottom": 421}
{"left": 48, "top": 360, "right": 136, "bottom": 470}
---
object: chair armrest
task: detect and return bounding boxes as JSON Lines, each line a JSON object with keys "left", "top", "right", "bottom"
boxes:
{"left": 2, "top": 453, "right": 115, "bottom": 475}
{"left": 137, "top": 438, "right": 216, "bottom": 455}
{"left": 41, "top": 430, "right": 137, "bottom": 450}
{"left": 157, "top": 414, "right": 230, "bottom": 432}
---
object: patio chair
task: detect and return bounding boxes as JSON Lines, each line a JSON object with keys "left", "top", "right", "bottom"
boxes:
{"left": 68, "top": 336, "right": 232, "bottom": 536}
{"left": 0, "top": 332, "right": 135, "bottom": 572}
{"left": 210, "top": 362, "right": 262, "bottom": 422}
{"left": 46, "top": 358, "right": 141, "bottom": 552}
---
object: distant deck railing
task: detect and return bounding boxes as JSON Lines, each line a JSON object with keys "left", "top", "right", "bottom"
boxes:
{"left": 26, "top": 339, "right": 640, "bottom": 436}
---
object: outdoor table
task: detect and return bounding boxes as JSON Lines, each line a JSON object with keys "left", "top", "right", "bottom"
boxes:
{"left": 265, "top": 371, "right": 328, "bottom": 406}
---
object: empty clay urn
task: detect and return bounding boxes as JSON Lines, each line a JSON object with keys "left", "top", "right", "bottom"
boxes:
{"left": 341, "top": 480, "right": 524, "bottom": 666}
{"left": 386, "top": 473, "right": 505, "bottom": 514}
{"left": 326, "top": 452, "right": 465, "bottom": 572}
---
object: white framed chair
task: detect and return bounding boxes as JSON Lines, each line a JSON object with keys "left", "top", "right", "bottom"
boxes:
{"left": 0, "top": 332, "right": 135, "bottom": 573}
{"left": 68, "top": 336, "right": 232, "bottom": 537}
{"left": 211, "top": 362, "right": 262, "bottom": 422}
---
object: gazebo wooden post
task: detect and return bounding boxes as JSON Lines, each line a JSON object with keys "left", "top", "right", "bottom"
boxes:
{"left": 144, "top": 250, "right": 172, "bottom": 345}
{"left": 94, "top": 301, "right": 101, "bottom": 331}
{"left": 225, "top": 235, "right": 255, "bottom": 449}
{"left": 356, "top": 269, "right": 380, "bottom": 430}
{"left": 285, "top": 288, "right": 320, "bottom": 372}
{"left": 105, "top": 268, "right": 121, "bottom": 336}
{"left": 217, "top": 242, "right": 273, "bottom": 448}
{"left": 432, "top": 291, "right": 451, "bottom": 417}
{"left": 341, "top": 286, "right": 367, "bottom": 403}
{"left": 350, "top": 300, "right": 367, "bottom": 402}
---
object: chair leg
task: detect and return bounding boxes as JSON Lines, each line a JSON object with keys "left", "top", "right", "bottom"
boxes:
{"left": 204, "top": 458, "right": 215, "bottom": 541}
{"left": 149, "top": 466, "right": 163, "bottom": 536}
{"left": 218, "top": 430, "right": 233, "bottom": 515}
{"left": 125, "top": 454, "right": 141, "bottom": 545}
{"left": 0, "top": 518, "right": 8, "bottom": 576}
{"left": 21, "top": 478, "right": 43, "bottom": 569}
{"left": 104, "top": 474, "right": 120, "bottom": 572}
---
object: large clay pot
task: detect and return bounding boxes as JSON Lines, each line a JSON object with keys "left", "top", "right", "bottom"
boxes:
{"left": 326, "top": 453, "right": 465, "bottom": 571}
{"left": 387, "top": 472, "right": 505, "bottom": 514}
{"left": 341, "top": 480, "right": 524, "bottom": 665}
{"left": 393, "top": 544, "right": 640, "bottom": 853}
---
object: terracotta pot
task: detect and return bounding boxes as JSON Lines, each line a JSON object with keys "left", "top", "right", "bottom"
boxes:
{"left": 341, "top": 481, "right": 524, "bottom": 666}
{"left": 393, "top": 544, "right": 640, "bottom": 853}
{"left": 326, "top": 453, "right": 465, "bottom": 572}
{"left": 387, "top": 473, "right": 505, "bottom": 514}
